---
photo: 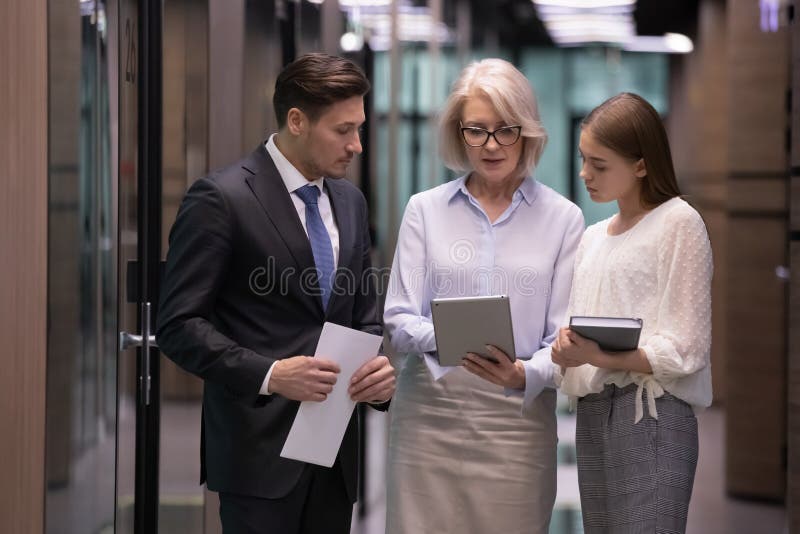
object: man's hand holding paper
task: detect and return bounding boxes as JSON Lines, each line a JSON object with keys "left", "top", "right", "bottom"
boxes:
{"left": 349, "top": 355, "right": 395, "bottom": 403}
{"left": 280, "top": 322, "right": 394, "bottom": 467}
{"left": 270, "top": 356, "right": 341, "bottom": 402}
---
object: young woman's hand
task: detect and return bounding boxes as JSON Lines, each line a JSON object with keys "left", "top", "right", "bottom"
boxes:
{"left": 551, "top": 327, "right": 602, "bottom": 368}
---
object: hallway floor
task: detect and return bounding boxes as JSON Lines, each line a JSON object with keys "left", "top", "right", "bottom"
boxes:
{"left": 48, "top": 393, "right": 787, "bottom": 533}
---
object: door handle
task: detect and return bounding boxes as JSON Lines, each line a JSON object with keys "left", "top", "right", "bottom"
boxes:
{"left": 119, "top": 331, "right": 158, "bottom": 351}
{"left": 118, "top": 302, "right": 157, "bottom": 405}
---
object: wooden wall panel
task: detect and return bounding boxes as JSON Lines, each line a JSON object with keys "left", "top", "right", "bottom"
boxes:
{"left": 725, "top": 0, "right": 789, "bottom": 501}
{"left": 789, "top": 238, "right": 800, "bottom": 530}
{"left": 728, "top": 178, "right": 790, "bottom": 213}
{"left": 726, "top": 217, "right": 787, "bottom": 498}
{"left": 44, "top": 0, "right": 80, "bottom": 489}
{"left": 727, "top": 0, "right": 790, "bottom": 174}
{"left": 787, "top": 0, "right": 800, "bottom": 529}
{"left": 0, "top": 0, "right": 48, "bottom": 532}
{"left": 792, "top": 176, "right": 800, "bottom": 231}
{"left": 668, "top": 0, "right": 728, "bottom": 403}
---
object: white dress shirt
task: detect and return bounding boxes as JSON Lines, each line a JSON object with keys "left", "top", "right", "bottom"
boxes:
{"left": 259, "top": 134, "right": 340, "bottom": 395}
{"left": 383, "top": 175, "right": 585, "bottom": 413}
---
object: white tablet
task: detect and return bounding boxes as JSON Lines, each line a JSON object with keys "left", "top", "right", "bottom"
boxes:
{"left": 430, "top": 295, "right": 516, "bottom": 366}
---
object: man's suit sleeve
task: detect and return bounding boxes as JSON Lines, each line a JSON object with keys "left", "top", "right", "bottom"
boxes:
{"left": 351, "top": 191, "right": 391, "bottom": 411}
{"left": 351, "top": 192, "right": 382, "bottom": 338}
{"left": 156, "top": 177, "right": 274, "bottom": 395}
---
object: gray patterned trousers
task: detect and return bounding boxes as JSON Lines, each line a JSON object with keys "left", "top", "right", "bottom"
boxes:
{"left": 576, "top": 383, "right": 699, "bottom": 534}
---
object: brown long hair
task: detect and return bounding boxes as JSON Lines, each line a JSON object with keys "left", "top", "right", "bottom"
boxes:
{"left": 273, "top": 53, "right": 370, "bottom": 128}
{"left": 581, "top": 92, "right": 681, "bottom": 207}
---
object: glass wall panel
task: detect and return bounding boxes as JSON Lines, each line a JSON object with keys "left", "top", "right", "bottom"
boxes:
{"left": 115, "top": 0, "right": 139, "bottom": 529}
{"left": 45, "top": 0, "right": 118, "bottom": 532}
{"left": 521, "top": 48, "right": 570, "bottom": 196}
{"left": 566, "top": 47, "right": 668, "bottom": 115}
{"left": 157, "top": 0, "right": 209, "bottom": 530}
{"left": 619, "top": 52, "right": 668, "bottom": 113}
{"left": 375, "top": 116, "right": 390, "bottom": 252}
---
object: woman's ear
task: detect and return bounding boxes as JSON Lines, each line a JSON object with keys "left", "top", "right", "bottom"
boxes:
{"left": 634, "top": 158, "right": 647, "bottom": 178}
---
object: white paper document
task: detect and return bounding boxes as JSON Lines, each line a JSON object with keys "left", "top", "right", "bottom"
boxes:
{"left": 280, "top": 322, "right": 383, "bottom": 467}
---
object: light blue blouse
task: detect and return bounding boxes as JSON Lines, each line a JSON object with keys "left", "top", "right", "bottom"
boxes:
{"left": 384, "top": 175, "right": 584, "bottom": 411}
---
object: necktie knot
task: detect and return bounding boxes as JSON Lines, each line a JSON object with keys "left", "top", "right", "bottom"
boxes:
{"left": 295, "top": 184, "right": 321, "bottom": 206}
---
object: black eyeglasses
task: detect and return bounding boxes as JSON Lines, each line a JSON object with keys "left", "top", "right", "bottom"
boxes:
{"left": 459, "top": 123, "right": 522, "bottom": 147}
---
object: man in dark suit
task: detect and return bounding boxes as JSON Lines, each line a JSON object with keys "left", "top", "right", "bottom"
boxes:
{"left": 156, "top": 53, "right": 395, "bottom": 534}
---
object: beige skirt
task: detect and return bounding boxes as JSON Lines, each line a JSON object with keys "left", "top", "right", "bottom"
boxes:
{"left": 385, "top": 355, "right": 558, "bottom": 534}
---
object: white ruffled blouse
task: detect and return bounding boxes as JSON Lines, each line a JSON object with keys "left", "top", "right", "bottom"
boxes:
{"left": 555, "top": 197, "right": 713, "bottom": 422}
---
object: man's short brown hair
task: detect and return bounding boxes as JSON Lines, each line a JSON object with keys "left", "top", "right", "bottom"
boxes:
{"left": 273, "top": 53, "right": 370, "bottom": 128}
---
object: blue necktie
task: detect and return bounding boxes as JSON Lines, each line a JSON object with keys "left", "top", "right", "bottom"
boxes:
{"left": 295, "top": 184, "right": 335, "bottom": 311}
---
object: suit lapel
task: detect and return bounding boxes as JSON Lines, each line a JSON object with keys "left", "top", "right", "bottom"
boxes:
{"left": 324, "top": 179, "right": 354, "bottom": 315}
{"left": 242, "top": 145, "right": 324, "bottom": 313}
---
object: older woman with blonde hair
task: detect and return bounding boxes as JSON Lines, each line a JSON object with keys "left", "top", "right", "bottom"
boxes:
{"left": 383, "top": 58, "right": 584, "bottom": 534}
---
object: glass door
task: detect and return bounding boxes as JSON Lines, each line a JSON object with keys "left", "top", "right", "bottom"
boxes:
{"left": 117, "top": 0, "right": 208, "bottom": 531}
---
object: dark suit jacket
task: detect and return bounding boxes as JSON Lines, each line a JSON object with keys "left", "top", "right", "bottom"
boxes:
{"left": 156, "top": 143, "right": 382, "bottom": 504}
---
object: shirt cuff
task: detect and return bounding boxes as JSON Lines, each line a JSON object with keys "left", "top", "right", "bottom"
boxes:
{"left": 552, "top": 363, "right": 564, "bottom": 388}
{"left": 259, "top": 361, "right": 277, "bottom": 395}
{"left": 412, "top": 321, "right": 438, "bottom": 354}
{"left": 423, "top": 351, "right": 455, "bottom": 381}
{"left": 504, "top": 347, "right": 556, "bottom": 411}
